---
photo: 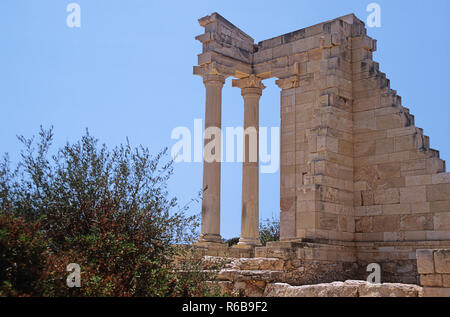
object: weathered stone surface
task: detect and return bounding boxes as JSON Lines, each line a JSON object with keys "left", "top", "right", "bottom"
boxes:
{"left": 422, "top": 287, "right": 450, "bottom": 297}
{"left": 400, "top": 186, "right": 427, "bottom": 204}
{"left": 269, "top": 282, "right": 358, "bottom": 297}
{"left": 202, "top": 256, "right": 234, "bottom": 269}
{"left": 234, "top": 280, "right": 267, "bottom": 297}
{"left": 264, "top": 280, "right": 421, "bottom": 297}
{"left": 443, "top": 275, "right": 450, "bottom": 287}
{"left": 416, "top": 249, "right": 435, "bottom": 274}
{"left": 263, "top": 283, "right": 291, "bottom": 297}
{"left": 358, "top": 282, "right": 422, "bottom": 297}
{"left": 217, "top": 269, "right": 284, "bottom": 282}
{"left": 434, "top": 249, "right": 450, "bottom": 273}
{"left": 420, "top": 274, "right": 443, "bottom": 287}
{"left": 434, "top": 212, "right": 450, "bottom": 230}
{"left": 226, "top": 258, "right": 285, "bottom": 271}
{"left": 400, "top": 214, "right": 433, "bottom": 231}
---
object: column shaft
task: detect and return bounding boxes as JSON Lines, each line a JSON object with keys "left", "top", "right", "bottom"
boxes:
{"left": 240, "top": 90, "right": 261, "bottom": 245}
{"left": 233, "top": 76, "right": 265, "bottom": 247}
{"left": 199, "top": 74, "right": 225, "bottom": 243}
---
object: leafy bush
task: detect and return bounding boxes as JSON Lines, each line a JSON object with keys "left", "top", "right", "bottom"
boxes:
{"left": 0, "top": 127, "right": 217, "bottom": 297}
{"left": 0, "top": 213, "right": 49, "bottom": 296}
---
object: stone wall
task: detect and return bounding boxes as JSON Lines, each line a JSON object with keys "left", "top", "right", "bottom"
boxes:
{"left": 417, "top": 249, "right": 450, "bottom": 297}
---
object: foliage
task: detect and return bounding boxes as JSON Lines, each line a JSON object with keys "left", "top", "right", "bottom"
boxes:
{"left": 0, "top": 127, "right": 218, "bottom": 297}
{"left": 259, "top": 217, "right": 280, "bottom": 246}
{"left": 0, "top": 213, "right": 49, "bottom": 296}
{"left": 224, "top": 237, "right": 240, "bottom": 247}
{"left": 223, "top": 217, "right": 280, "bottom": 248}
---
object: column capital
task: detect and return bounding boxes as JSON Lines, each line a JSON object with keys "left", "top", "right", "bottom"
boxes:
{"left": 203, "top": 73, "right": 225, "bottom": 87}
{"left": 194, "top": 62, "right": 229, "bottom": 86}
{"left": 232, "top": 75, "right": 266, "bottom": 96}
{"left": 275, "top": 75, "right": 300, "bottom": 90}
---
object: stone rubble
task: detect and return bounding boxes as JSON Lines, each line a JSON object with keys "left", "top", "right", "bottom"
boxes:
{"left": 203, "top": 256, "right": 424, "bottom": 297}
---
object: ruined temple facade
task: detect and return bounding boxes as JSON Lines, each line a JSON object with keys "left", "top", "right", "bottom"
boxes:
{"left": 194, "top": 13, "right": 450, "bottom": 284}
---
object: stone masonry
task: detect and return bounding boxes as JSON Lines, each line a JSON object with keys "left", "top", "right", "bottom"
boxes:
{"left": 416, "top": 249, "right": 450, "bottom": 296}
{"left": 193, "top": 13, "right": 450, "bottom": 286}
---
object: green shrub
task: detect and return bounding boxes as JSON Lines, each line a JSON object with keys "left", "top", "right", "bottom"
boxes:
{"left": 259, "top": 217, "right": 280, "bottom": 246}
{"left": 0, "top": 214, "right": 49, "bottom": 296}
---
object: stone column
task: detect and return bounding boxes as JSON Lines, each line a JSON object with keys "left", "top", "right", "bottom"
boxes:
{"left": 198, "top": 73, "right": 226, "bottom": 244}
{"left": 232, "top": 75, "right": 265, "bottom": 246}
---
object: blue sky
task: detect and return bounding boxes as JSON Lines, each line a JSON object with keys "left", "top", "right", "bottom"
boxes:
{"left": 1, "top": 0, "right": 450, "bottom": 239}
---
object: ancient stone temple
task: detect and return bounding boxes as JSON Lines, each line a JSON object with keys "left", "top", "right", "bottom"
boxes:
{"left": 193, "top": 12, "right": 450, "bottom": 289}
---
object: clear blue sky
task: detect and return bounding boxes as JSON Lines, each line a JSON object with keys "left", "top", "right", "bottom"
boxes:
{"left": 1, "top": 0, "right": 450, "bottom": 239}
